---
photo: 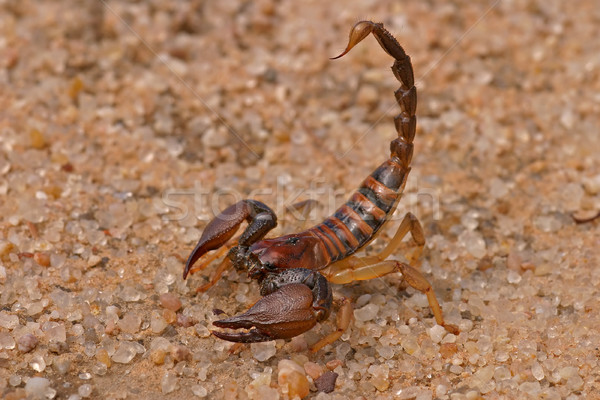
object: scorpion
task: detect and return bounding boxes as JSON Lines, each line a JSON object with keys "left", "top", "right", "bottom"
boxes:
{"left": 184, "top": 21, "right": 458, "bottom": 352}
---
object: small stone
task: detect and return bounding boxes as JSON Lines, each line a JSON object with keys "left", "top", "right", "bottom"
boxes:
{"left": 118, "top": 312, "right": 141, "bottom": 334}
{"left": 377, "top": 345, "right": 395, "bottom": 359}
{"left": 17, "top": 333, "right": 38, "bottom": 353}
{"left": 473, "top": 365, "right": 494, "bottom": 388}
{"left": 43, "top": 322, "right": 67, "bottom": 343}
{"left": 325, "top": 359, "right": 342, "bottom": 370}
{"left": 251, "top": 341, "right": 277, "bottom": 362}
{"left": 303, "top": 361, "right": 324, "bottom": 380}
{"left": 278, "top": 359, "right": 310, "bottom": 399}
{"left": 150, "top": 348, "right": 166, "bottom": 365}
{"left": 24, "top": 377, "right": 51, "bottom": 398}
{"left": 54, "top": 355, "right": 71, "bottom": 374}
{"left": 0, "top": 311, "right": 19, "bottom": 330}
{"left": 34, "top": 252, "right": 51, "bottom": 267}
{"left": 531, "top": 361, "right": 544, "bottom": 381}
{"left": 314, "top": 371, "right": 338, "bottom": 394}
{"left": 87, "top": 255, "right": 102, "bottom": 267}
{"left": 0, "top": 332, "right": 16, "bottom": 350}
{"left": 160, "top": 293, "right": 182, "bottom": 312}
{"left": 519, "top": 381, "right": 541, "bottom": 396}
{"left": 458, "top": 230, "right": 487, "bottom": 258}
{"left": 30, "top": 353, "right": 46, "bottom": 372}
{"left": 191, "top": 385, "right": 208, "bottom": 397}
{"left": 368, "top": 364, "right": 390, "bottom": 391}
{"left": 161, "top": 371, "right": 179, "bottom": 394}
{"left": 96, "top": 349, "right": 111, "bottom": 368}
{"left": 401, "top": 336, "right": 420, "bottom": 355}
{"left": 171, "top": 344, "right": 191, "bottom": 362}
{"left": 558, "top": 366, "right": 578, "bottom": 380}
{"left": 78, "top": 384, "right": 93, "bottom": 398}
{"left": 428, "top": 324, "right": 446, "bottom": 343}
{"left": 151, "top": 310, "right": 168, "bottom": 333}
{"left": 111, "top": 341, "right": 138, "bottom": 364}
{"left": 177, "top": 313, "right": 195, "bottom": 327}
{"left": 439, "top": 343, "right": 458, "bottom": 358}
{"left": 533, "top": 215, "right": 562, "bottom": 233}
{"left": 583, "top": 174, "right": 600, "bottom": 195}
{"left": 566, "top": 375, "right": 584, "bottom": 391}
{"left": 507, "top": 270, "right": 522, "bottom": 284}
{"left": 163, "top": 309, "right": 177, "bottom": 324}
{"left": 30, "top": 129, "right": 46, "bottom": 149}
{"left": 353, "top": 303, "right": 380, "bottom": 322}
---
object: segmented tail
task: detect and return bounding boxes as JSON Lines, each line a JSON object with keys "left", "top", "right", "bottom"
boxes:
{"left": 309, "top": 21, "right": 417, "bottom": 263}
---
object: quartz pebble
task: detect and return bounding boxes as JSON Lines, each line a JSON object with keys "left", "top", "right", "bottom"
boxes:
{"left": 111, "top": 341, "right": 139, "bottom": 364}
{"left": 353, "top": 303, "right": 379, "bottom": 322}
{"left": 278, "top": 359, "right": 310, "bottom": 399}
{"left": 25, "top": 377, "right": 52, "bottom": 399}
{"left": 159, "top": 293, "right": 182, "bottom": 311}
{"left": 251, "top": 341, "right": 277, "bottom": 362}
{"left": 427, "top": 324, "right": 446, "bottom": 343}
{"left": 161, "top": 371, "right": 179, "bottom": 394}
{"left": 78, "top": 384, "right": 93, "bottom": 398}
{"left": 17, "top": 333, "right": 38, "bottom": 353}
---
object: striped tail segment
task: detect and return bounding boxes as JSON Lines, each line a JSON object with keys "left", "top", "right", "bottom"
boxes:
{"left": 309, "top": 158, "right": 411, "bottom": 262}
{"left": 310, "top": 22, "right": 417, "bottom": 262}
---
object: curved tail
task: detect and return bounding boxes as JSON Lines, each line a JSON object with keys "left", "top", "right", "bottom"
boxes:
{"left": 307, "top": 21, "right": 417, "bottom": 261}
{"left": 333, "top": 21, "right": 416, "bottom": 169}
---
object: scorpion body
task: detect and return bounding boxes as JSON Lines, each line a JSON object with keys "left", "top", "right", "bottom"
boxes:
{"left": 184, "top": 21, "right": 457, "bottom": 350}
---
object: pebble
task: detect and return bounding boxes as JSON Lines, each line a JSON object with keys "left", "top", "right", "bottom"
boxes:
{"left": 161, "top": 371, "right": 179, "bottom": 394}
{"left": 353, "top": 303, "right": 380, "bottom": 322}
{"left": 150, "top": 310, "right": 168, "bottom": 333}
{"left": 368, "top": 364, "right": 390, "bottom": 391}
{"left": 251, "top": 341, "right": 277, "bottom": 362}
{"left": 427, "top": 324, "right": 446, "bottom": 343}
{"left": 24, "top": 377, "right": 52, "bottom": 399}
{"left": 458, "top": 230, "right": 487, "bottom": 258}
{"left": 171, "top": 344, "right": 191, "bottom": 362}
{"left": 0, "top": 312, "right": 19, "bottom": 330}
{"left": 17, "top": 333, "right": 38, "bottom": 353}
{"left": 531, "top": 361, "right": 545, "bottom": 381}
{"left": 78, "top": 384, "right": 93, "bottom": 398}
{"left": 278, "top": 359, "right": 310, "bottom": 399}
{"left": 314, "top": 371, "right": 338, "bottom": 393}
{"left": 518, "top": 381, "right": 541, "bottom": 396}
{"left": 118, "top": 312, "right": 141, "bottom": 334}
{"left": 111, "top": 341, "right": 138, "bottom": 364}
{"left": 191, "top": 385, "right": 208, "bottom": 397}
{"left": 303, "top": 361, "right": 324, "bottom": 380}
{"left": 30, "top": 354, "right": 46, "bottom": 372}
{"left": 159, "top": 293, "right": 182, "bottom": 311}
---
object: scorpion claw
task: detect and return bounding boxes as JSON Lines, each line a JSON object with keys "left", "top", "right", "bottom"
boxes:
{"left": 211, "top": 283, "right": 319, "bottom": 343}
{"left": 211, "top": 328, "right": 275, "bottom": 343}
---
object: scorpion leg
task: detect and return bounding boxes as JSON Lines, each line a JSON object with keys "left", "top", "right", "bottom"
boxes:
{"left": 183, "top": 199, "right": 277, "bottom": 280}
{"left": 323, "top": 257, "right": 458, "bottom": 334}
{"left": 375, "top": 212, "right": 425, "bottom": 265}
{"left": 212, "top": 268, "right": 333, "bottom": 343}
{"left": 310, "top": 297, "right": 353, "bottom": 353}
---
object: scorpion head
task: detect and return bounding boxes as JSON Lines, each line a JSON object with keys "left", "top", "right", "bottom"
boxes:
{"left": 227, "top": 244, "right": 277, "bottom": 280}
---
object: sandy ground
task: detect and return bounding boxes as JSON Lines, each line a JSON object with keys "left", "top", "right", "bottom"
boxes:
{"left": 1, "top": 0, "right": 599, "bottom": 399}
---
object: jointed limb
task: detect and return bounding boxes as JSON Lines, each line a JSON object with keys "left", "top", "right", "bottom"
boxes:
{"left": 310, "top": 298, "right": 353, "bottom": 353}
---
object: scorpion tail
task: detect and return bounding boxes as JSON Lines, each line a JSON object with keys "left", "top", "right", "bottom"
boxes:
{"left": 332, "top": 21, "right": 416, "bottom": 169}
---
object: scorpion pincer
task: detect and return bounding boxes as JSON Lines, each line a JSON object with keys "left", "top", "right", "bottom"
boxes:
{"left": 184, "top": 21, "right": 458, "bottom": 351}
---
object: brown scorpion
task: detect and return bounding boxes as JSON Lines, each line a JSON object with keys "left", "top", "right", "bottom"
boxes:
{"left": 184, "top": 21, "right": 458, "bottom": 352}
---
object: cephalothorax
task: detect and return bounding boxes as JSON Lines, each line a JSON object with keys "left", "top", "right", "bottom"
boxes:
{"left": 184, "top": 21, "right": 457, "bottom": 351}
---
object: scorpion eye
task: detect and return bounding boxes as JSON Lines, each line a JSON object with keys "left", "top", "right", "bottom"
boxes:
{"left": 264, "top": 262, "right": 277, "bottom": 271}
{"left": 286, "top": 237, "right": 299, "bottom": 245}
